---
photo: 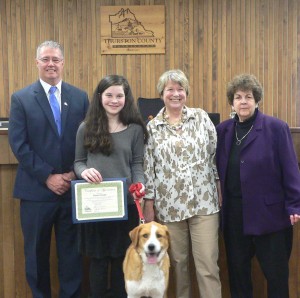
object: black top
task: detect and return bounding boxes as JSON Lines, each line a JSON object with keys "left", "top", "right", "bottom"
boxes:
{"left": 225, "top": 109, "right": 258, "bottom": 198}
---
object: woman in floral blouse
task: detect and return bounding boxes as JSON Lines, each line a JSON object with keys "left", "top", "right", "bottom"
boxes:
{"left": 143, "top": 69, "right": 222, "bottom": 298}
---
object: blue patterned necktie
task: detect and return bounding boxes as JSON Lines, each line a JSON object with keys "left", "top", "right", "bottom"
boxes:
{"left": 49, "top": 86, "right": 61, "bottom": 135}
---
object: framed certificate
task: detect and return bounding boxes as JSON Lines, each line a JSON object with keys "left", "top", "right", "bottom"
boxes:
{"left": 71, "top": 178, "right": 128, "bottom": 223}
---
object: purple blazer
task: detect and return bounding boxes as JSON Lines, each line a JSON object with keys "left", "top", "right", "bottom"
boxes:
{"left": 216, "top": 110, "right": 300, "bottom": 235}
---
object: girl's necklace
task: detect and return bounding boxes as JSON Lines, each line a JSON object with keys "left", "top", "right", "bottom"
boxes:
{"left": 111, "top": 121, "right": 121, "bottom": 133}
{"left": 235, "top": 124, "right": 253, "bottom": 145}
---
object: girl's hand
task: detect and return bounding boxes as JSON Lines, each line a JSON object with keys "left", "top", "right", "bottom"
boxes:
{"left": 129, "top": 183, "right": 145, "bottom": 203}
{"left": 81, "top": 168, "right": 102, "bottom": 183}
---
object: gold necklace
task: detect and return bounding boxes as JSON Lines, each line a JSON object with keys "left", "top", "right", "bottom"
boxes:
{"left": 235, "top": 125, "right": 253, "bottom": 145}
{"left": 163, "top": 111, "right": 184, "bottom": 131}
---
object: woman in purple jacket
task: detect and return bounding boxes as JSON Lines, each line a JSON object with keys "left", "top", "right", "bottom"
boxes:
{"left": 216, "top": 74, "right": 300, "bottom": 298}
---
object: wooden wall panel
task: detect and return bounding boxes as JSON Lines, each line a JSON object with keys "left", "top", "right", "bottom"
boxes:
{"left": 0, "top": 0, "right": 300, "bottom": 126}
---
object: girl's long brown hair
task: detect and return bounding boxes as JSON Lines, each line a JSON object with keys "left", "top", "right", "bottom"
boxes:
{"left": 84, "top": 75, "right": 149, "bottom": 155}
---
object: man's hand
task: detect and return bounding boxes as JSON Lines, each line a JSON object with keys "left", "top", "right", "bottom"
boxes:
{"left": 46, "top": 173, "right": 72, "bottom": 195}
{"left": 62, "top": 171, "right": 76, "bottom": 182}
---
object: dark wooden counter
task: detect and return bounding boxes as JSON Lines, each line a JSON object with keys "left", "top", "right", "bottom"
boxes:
{"left": 291, "top": 128, "right": 300, "bottom": 163}
{"left": 0, "top": 129, "right": 17, "bottom": 164}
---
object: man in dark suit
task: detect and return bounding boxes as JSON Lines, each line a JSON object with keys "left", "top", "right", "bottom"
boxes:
{"left": 8, "top": 40, "right": 89, "bottom": 298}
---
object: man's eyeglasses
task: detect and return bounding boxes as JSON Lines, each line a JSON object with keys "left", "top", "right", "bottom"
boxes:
{"left": 38, "top": 57, "right": 63, "bottom": 64}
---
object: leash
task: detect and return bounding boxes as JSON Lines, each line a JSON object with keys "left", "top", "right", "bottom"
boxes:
{"left": 134, "top": 200, "right": 145, "bottom": 224}
{"left": 129, "top": 183, "right": 146, "bottom": 224}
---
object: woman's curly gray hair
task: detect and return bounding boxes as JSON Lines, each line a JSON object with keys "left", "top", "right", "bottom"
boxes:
{"left": 227, "top": 73, "right": 263, "bottom": 105}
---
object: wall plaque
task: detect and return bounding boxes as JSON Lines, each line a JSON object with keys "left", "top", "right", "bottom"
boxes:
{"left": 101, "top": 5, "right": 165, "bottom": 55}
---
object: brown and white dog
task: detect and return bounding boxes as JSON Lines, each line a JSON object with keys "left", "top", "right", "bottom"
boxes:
{"left": 123, "top": 221, "right": 170, "bottom": 298}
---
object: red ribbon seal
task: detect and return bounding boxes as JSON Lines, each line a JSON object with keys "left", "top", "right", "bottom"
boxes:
{"left": 129, "top": 182, "right": 145, "bottom": 223}
{"left": 129, "top": 182, "right": 145, "bottom": 198}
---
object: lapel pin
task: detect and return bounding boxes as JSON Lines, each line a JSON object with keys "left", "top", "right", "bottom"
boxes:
{"left": 64, "top": 102, "right": 68, "bottom": 106}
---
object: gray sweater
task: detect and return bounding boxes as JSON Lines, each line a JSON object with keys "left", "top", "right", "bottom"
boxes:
{"left": 74, "top": 122, "right": 145, "bottom": 204}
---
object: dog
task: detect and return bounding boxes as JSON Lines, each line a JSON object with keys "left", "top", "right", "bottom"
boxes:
{"left": 123, "top": 221, "right": 170, "bottom": 298}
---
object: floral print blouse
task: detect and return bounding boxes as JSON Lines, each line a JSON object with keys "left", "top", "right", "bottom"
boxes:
{"left": 144, "top": 106, "right": 220, "bottom": 223}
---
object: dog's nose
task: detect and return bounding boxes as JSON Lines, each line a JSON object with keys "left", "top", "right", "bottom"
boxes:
{"left": 148, "top": 244, "right": 155, "bottom": 251}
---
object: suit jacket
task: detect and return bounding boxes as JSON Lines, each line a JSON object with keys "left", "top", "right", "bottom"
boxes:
{"left": 9, "top": 80, "right": 89, "bottom": 201}
{"left": 216, "top": 110, "right": 300, "bottom": 235}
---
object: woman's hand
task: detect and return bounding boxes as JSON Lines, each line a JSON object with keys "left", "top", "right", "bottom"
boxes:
{"left": 216, "top": 180, "right": 222, "bottom": 207}
{"left": 143, "top": 199, "right": 155, "bottom": 223}
{"left": 81, "top": 168, "right": 102, "bottom": 183}
{"left": 290, "top": 214, "right": 300, "bottom": 225}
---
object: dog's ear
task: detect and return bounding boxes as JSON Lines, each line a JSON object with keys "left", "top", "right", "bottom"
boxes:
{"left": 162, "top": 225, "right": 170, "bottom": 249}
{"left": 129, "top": 225, "right": 141, "bottom": 248}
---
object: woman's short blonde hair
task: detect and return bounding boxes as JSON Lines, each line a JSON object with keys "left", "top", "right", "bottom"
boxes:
{"left": 157, "top": 69, "right": 190, "bottom": 96}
